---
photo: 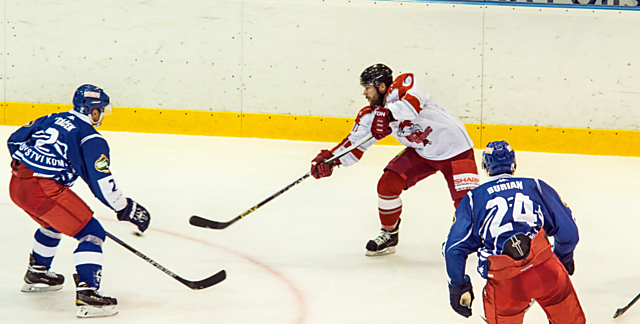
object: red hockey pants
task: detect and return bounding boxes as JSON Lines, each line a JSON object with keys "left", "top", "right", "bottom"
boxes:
{"left": 483, "top": 229, "right": 586, "bottom": 324}
{"left": 10, "top": 163, "right": 93, "bottom": 237}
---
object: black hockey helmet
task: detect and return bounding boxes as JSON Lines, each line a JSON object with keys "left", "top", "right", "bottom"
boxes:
{"left": 360, "top": 64, "right": 393, "bottom": 88}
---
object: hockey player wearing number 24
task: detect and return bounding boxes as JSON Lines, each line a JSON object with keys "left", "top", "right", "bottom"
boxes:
{"left": 7, "top": 84, "right": 151, "bottom": 318}
{"left": 311, "top": 63, "right": 479, "bottom": 256}
{"left": 443, "top": 141, "right": 586, "bottom": 324}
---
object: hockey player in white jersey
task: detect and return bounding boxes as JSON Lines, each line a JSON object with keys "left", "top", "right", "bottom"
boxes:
{"left": 310, "top": 63, "right": 479, "bottom": 256}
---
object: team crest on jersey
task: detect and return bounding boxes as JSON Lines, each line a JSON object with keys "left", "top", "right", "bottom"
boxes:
{"left": 24, "top": 120, "right": 35, "bottom": 127}
{"left": 397, "top": 120, "right": 433, "bottom": 145}
{"left": 95, "top": 154, "right": 110, "bottom": 173}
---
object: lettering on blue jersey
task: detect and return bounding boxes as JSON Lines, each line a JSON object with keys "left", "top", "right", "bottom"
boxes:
{"left": 95, "top": 154, "right": 110, "bottom": 173}
{"left": 487, "top": 181, "right": 523, "bottom": 194}
{"left": 17, "top": 145, "right": 66, "bottom": 167}
{"left": 54, "top": 117, "right": 76, "bottom": 132}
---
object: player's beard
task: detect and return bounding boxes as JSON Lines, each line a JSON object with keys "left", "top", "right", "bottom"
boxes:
{"left": 368, "top": 92, "right": 383, "bottom": 106}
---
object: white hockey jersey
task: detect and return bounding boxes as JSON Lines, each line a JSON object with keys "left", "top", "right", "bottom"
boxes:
{"left": 331, "top": 73, "right": 473, "bottom": 166}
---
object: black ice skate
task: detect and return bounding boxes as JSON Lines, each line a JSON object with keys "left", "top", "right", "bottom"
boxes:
{"left": 365, "top": 219, "right": 401, "bottom": 257}
{"left": 21, "top": 254, "right": 65, "bottom": 293}
{"left": 73, "top": 273, "right": 118, "bottom": 318}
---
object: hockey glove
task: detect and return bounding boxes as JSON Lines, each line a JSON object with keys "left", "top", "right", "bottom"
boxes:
{"left": 371, "top": 106, "right": 394, "bottom": 140}
{"left": 116, "top": 198, "right": 151, "bottom": 233}
{"left": 559, "top": 252, "right": 575, "bottom": 276}
{"left": 448, "top": 274, "right": 474, "bottom": 318}
{"left": 311, "top": 149, "right": 339, "bottom": 179}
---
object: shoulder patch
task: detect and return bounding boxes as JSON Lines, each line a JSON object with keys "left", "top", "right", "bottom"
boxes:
{"left": 386, "top": 73, "right": 415, "bottom": 104}
{"left": 95, "top": 154, "right": 111, "bottom": 173}
{"left": 24, "top": 120, "right": 35, "bottom": 127}
{"left": 355, "top": 106, "right": 374, "bottom": 124}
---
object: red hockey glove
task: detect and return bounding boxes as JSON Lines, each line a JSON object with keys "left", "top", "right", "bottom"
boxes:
{"left": 311, "top": 149, "right": 339, "bottom": 179}
{"left": 371, "top": 106, "right": 394, "bottom": 140}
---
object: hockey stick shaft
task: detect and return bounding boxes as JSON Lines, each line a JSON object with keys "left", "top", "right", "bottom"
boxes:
{"left": 105, "top": 232, "right": 226, "bottom": 290}
{"left": 614, "top": 292, "right": 640, "bottom": 319}
{"left": 190, "top": 134, "right": 374, "bottom": 230}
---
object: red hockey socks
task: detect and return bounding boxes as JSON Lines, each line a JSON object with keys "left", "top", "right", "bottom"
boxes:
{"left": 377, "top": 171, "right": 407, "bottom": 227}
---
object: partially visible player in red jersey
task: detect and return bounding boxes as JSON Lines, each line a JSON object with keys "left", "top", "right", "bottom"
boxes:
{"left": 310, "top": 63, "right": 479, "bottom": 256}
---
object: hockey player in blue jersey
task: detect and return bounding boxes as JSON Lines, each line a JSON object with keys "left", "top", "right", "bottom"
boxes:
{"left": 443, "top": 141, "right": 585, "bottom": 324}
{"left": 8, "top": 84, "right": 151, "bottom": 318}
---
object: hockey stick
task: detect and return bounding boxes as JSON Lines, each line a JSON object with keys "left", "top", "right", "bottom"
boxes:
{"left": 614, "top": 292, "right": 640, "bottom": 319}
{"left": 105, "top": 232, "right": 226, "bottom": 290}
{"left": 189, "top": 134, "right": 375, "bottom": 230}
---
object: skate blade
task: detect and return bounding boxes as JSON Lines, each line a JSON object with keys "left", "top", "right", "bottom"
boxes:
{"left": 365, "top": 246, "right": 396, "bottom": 257}
{"left": 76, "top": 305, "right": 118, "bottom": 318}
{"left": 21, "top": 283, "right": 63, "bottom": 293}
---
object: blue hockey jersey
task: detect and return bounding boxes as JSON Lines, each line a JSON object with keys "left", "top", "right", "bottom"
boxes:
{"left": 443, "top": 174, "right": 579, "bottom": 287}
{"left": 8, "top": 110, "right": 127, "bottom": 212}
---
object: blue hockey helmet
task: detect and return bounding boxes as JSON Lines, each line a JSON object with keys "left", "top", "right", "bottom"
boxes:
{"left": 72, "top": 84, "right": 111, "bottom": 126}
{"left": 482, "top": 140, "right": 516, "bottom": 175}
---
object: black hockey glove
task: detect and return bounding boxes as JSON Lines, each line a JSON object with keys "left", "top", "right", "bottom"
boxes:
{"left": 117, "top": 198, "right": 151, "bottom": 233}
{"left": 448, "top": 275, "right": 474, "bottom": 318}
{"left": 559, "top": 252, "right": 575, "bottom": 276}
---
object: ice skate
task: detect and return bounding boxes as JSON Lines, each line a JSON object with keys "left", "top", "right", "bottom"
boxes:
{"left": 366, "top": 219, "right": 401, "bottom": 257}
{"left": 74, "top": 274, "right": 118, "bottom": 318}
{"left": 21, "top": 254, "right": 65, "bottom": 293}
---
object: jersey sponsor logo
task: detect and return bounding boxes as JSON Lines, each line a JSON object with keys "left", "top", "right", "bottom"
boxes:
{"left": 85, "top": 91, "right": 101, "bottom": 98}
{"left": 95, "top": 154, "right": 111, "bottom": 173}
{"left": 454, "top": 173, "right": 480, "bottom": 191}
{"left": 397, "top": 120, "right": 433, "bottom": 145}
{"left": 17, "top": 144, "right": 67, "bottom": 167}
{"left": 487, "top": 181, "right": 523, "bottom": 194}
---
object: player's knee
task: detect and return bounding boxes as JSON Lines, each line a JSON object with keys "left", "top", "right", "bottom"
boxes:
{"left": 73, "top": 218, "right": 106, "bottom": 243}
{"left": 378, "top": 170, "right": 406, "bottom": 197}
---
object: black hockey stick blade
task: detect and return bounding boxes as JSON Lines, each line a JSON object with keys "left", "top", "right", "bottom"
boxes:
{"left": 190, "top": 215, "right": 235, "bottom": 230}
{"left": 614, "top": 293, "right": 640, "bottom": 319}
{"left": 177, "top": 269, "right": 227, "bottom": 290}
{"left": 189, "top": 135, "right": 374, "bottom": 232}
{"left": 105, "top": 232, "right": 226, "bottom": 290}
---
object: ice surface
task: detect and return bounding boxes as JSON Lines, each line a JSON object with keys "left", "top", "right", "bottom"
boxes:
{"left": 1, "top": 126, "right": 638, "bottom": 323}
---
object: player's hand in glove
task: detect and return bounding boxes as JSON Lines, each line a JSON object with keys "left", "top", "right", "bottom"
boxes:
{"left": 371, "top": 106, "right": 394, "bottom": 140}
{"left": 448, "top": 274, "right": 474, "bottom": 318}
{"left": 311, "top": 149, "right": 340, "bottom": 179}
{"left": 116, "top": 198, "right": 151, "bottom": 233}
{"left": 559, "top": 252, "right": 575, "bottom": 276}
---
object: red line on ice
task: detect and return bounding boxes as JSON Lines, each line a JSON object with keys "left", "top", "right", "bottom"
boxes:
{"left": 154, "top": 227, "right": 309, "bottom": 324}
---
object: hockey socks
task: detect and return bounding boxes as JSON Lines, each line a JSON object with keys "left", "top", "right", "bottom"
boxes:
{"left": 31, "top": 227, "right": 61, "bottom": 270}
{"left": 22, "top": 227, "right": 64, "bottom": 293}
{"left": 377, "top": 171, "right": 406, "bottom": 227}
{"left": 72, "top": 218, "right": 105, "bottom": 289}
